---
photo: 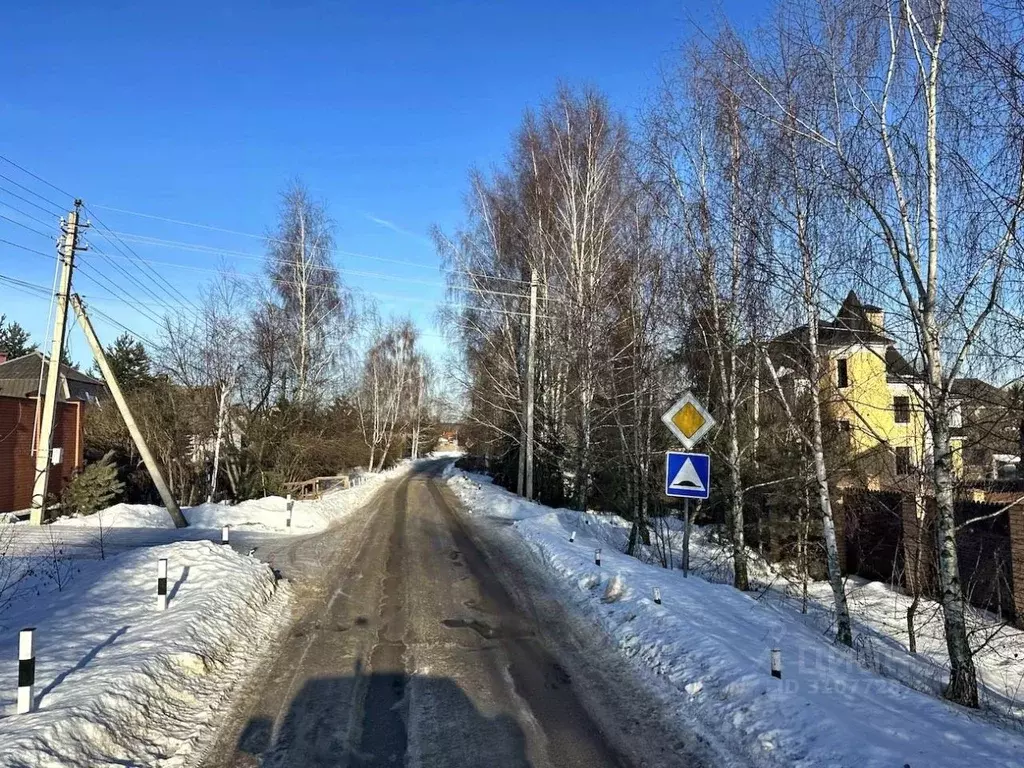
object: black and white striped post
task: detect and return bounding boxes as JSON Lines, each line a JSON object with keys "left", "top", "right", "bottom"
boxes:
{"left": 17, "top": 628, "right": 34, "bottom": 714}
{"left": 221, "top": 525, "right": 230, "bottom": 546}
{"left": 286, "top": 494, "right": 294, "bottom": 528}
{"left": 569, "top": 530, "right": 576, "bottom": 542}
{"left": 157, "top": 558, "right": 168, "bottom": 611}
{"left": 770, "top": 649, "right": 782, "bottom": 679}
{"left": 653, "top": 587, "right": 662, "bottom": 605}
{"left": 594, "top": 548, "right": 602, "bottom": 566}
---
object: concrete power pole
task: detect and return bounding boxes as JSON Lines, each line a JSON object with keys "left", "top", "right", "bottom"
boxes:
{"left": 30, "top": 202, "right": 86, "bottom": 525}
{"left": 524, "top": 268, "right": 538, "bottom": 500}
{"left": 71, "top": 294, "right": 188, "bottom": 528}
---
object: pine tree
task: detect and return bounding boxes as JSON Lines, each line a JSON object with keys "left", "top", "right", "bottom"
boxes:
{"left": 98, "top": 332, "right": 154, "bottom": 390}
{"left": 61, "top": 451, "right": 124, "bottom": 517}
{"left": 0, "top": 315, "right": 35, "bottom": 358}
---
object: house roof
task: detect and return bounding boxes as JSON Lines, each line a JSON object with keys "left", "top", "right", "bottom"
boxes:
{"left": 767, "top": 290, "right": 922, "bottom": 381}
{"left": 885, "top": 347, "right": 918, "bottom": 381}
{"left": 951, "top": 377, "right": 1007, "bottom": 407}
{"left": 770, "top": 321, "right": 893, "bottom": 351}
{"left": 0, "top": 351, "right": 105, "bottom": 401}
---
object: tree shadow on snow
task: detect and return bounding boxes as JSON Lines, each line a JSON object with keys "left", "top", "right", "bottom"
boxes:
{"left": 36, "top": 625, "right": 129, "bottom": 708}
{"left": 235, "top": 672, "right": 531, "bottom": 767}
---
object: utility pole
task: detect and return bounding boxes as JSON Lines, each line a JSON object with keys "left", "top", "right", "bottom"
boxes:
{"left": 71, "top": 294, "right": 188, "bottom": 528}
{"left": 31, "top": 202, "right": 86, "bottom": 524}
{"left": 524, "top": 268, "right": 538, "bottom": 500}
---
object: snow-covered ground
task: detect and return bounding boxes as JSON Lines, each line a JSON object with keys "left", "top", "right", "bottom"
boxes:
{"left": 52, "top": 466, "right": 405, "bottom": 535}
{"left": 448, "top": 467, "right": 1024, "bottom": 768}
{"left": 0, "top": 541, "right": 287, "bottom": 767}
{"left": 0, "top": 464, "right": 408, "bottom": 767}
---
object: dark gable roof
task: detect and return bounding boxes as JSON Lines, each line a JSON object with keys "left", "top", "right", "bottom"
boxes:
{"left": 0, "top": 351, "right": 103, "bottom": 385}
{"left": 771, "top": 321, "right": 892, "bottom": 349}
{"left": 951, "top": 377, "right": 1007, "bottom": 407}
{"left": 0, "top": 351, "right": 105, "bottom": 401}
{"left": 885, "top": 347, "right": 918, "bottom": 381}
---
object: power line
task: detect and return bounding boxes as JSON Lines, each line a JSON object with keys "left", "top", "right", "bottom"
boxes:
{"left": 88, "top": 209, "right": 533, "bottom": 285}
{"left": 0, "top": 154, "right": 74, "bottom": 206}
{"left": 85, "top": 208, "right": 203, "bottom": 315}
{"left": 0, "top": 180, "right": 63, "bottom": 219}
{"left": 73, "top": 262, "right": 168, "bottom": 328}
{"left": 0, "top": 237, "right": 54, "bottom": 259}
{"left": 82, "top": 303, "right": 161, "bottom": 350}
{"left": 0, "top": 212, "right": 53, "bottom": 240}
{"left": 90, "top": 239, "right": 544, "bottom": 302}
{"left": 89, "top": 243, "right": 188, "bottom": 316}
{"left": 0, "top": 272, "right": 53, "bottom": 297}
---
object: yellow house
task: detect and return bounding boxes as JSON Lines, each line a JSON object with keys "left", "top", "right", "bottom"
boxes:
{"left": 769, "top": 291, "right": 961, "bottom": 491}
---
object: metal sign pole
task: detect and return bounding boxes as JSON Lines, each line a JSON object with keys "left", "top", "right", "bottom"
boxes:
{"left": 683, "top": 499, "right": 691, "bottom": 578}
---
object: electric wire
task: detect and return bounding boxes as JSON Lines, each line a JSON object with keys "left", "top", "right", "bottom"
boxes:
{"left": 0, "top": 212, "right": 52, "bottom": 240}
{"left": 0, "top": 154, "right": 74, "bottom": 206}
{"left": 90, "top": 240, "right": 544, "bottom": 302}
{"left": 87, "top": 206, "right": 533, "bottom": 285}
{"left": 0, "top": 180, "right": 63, "bottom": 218}
{"left": 85, "top": 209, "right": 203, "bottom": 315}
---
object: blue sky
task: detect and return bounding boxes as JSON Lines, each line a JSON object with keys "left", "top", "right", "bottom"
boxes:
{"left": 0, "top": 0, "right": 761, "bottom": 366}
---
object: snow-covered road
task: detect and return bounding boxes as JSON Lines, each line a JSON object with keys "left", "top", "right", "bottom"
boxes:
{"left": 200, "top": 459, "right": 709, "bottom": 768}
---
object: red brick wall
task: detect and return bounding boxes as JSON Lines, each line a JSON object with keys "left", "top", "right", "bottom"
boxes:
{"left": 0, "top": 396, "right": 83, "bottom": 513}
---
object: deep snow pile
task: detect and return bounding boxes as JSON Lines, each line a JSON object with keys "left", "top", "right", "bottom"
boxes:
{"left": 51, "top": 464, "right": 406, "bottom": 535}
{"left": 0, "top": 541, "right": 287, "bottom": 767}
{"left": 448, "top": 469, "right": 1024, "bottom": 768}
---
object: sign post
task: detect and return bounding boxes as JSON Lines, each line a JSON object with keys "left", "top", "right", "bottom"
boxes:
{"left": 661, "top": 392, "right": 716, "bottom": 577}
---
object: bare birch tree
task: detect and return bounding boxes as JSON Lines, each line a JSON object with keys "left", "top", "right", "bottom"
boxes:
{"left": 267, "top": 181, "right": 345, "bottom": 405}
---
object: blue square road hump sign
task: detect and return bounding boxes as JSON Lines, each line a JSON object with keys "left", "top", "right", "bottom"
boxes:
{"left": 664, "top": 451, "right": 710, "bottom": 499}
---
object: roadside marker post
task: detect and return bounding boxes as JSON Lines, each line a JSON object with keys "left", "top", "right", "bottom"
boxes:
{"left": 17, "top": 628, "right": 34, "bottom": 714}
{"left": 157, "top": 559, "right": 168, "bottom": 611}
{"left": 286, "top": 494, "right": 294, "bottom": 528}
{"left": 221, "top": 526, "right": 230, "bottom": 546}
{"left": 771, "top": 649, "right": 782, "bottom": 679}
{"left": 653, "top": 587, "right": 662, "bottom": 605}
{"left": 569, "top": 530, "right": 576, "bottom": 542}
{"left": 595, "top": 548, "right": 602, "bottom": 566}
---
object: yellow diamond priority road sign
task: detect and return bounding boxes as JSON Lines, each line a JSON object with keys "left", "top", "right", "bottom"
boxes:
{"left": 661, "top": 392, "right": 716, "bottom": 450}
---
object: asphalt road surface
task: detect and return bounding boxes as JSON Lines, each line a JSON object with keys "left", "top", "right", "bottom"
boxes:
{"left": 200, "top": 460, "right": 706, "bottom": 768}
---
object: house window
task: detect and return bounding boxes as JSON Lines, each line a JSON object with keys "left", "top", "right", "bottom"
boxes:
{"left": 837, "top": 358, "right": 849, "bottom": 389}
{"left": 895, "top": 446, "right": 913, "bottom": 476}
{"left": 949, "top": 400, "right": 962, "bottom": 429}
{"left": 894, "top": 396, "right": 910, "bottom": 424}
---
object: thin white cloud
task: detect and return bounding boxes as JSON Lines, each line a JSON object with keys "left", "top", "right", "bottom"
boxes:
{"left": 362, "top": 212, "right": 431, "bottom": 244}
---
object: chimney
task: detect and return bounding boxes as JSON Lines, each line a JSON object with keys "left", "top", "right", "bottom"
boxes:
{"left": 864, "top": 308, "right": 885, "bottom": 335}
{"left": 0, "top": 349, "right": 8, "bottom": 365}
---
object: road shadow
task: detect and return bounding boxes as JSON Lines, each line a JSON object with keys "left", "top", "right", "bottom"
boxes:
{"left": 235, "top": 673, "right": 531, "bottom": 767}
{"left": 169, "top": 564, "right": 190, "bottom": 601}
{"left": 36, "top": 625, "right": 129, "bottom": 707}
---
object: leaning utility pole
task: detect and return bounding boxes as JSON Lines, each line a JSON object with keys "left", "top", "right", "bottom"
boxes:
{"left": 30, "top": 202, "right": 86, "bottom": 524}
{"left": 524, "top": 268, "right": 538, "bottom": 500}
{"left": 71, "top": 294, "right": 188, "bottom": 528}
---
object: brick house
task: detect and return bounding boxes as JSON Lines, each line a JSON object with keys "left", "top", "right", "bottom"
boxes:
{"left": 0, "top": 351, "right": 105, "bottom": 514}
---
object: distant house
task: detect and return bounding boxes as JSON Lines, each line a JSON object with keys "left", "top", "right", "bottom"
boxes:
{"left": 766, "top": 290, "right": 964, "bottom": 492}
{"left": 0, "top": 350, "right": 106, "bottom": 403}
{"left": 0, "top": 350, "right": 105, "bottom": 514}
{"left": 951, "top": 377, "right": 1022, "bottom": 481}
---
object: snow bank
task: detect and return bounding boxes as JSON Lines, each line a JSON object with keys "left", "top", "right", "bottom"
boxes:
{"left": 0, "top": 540, "right": 287, "bottom": 767}
{"left": 51, "top": 463, "right": 409, "bottom": 535}
{"left": 448, "top": 469, "right": 1024, "bottom": 768}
